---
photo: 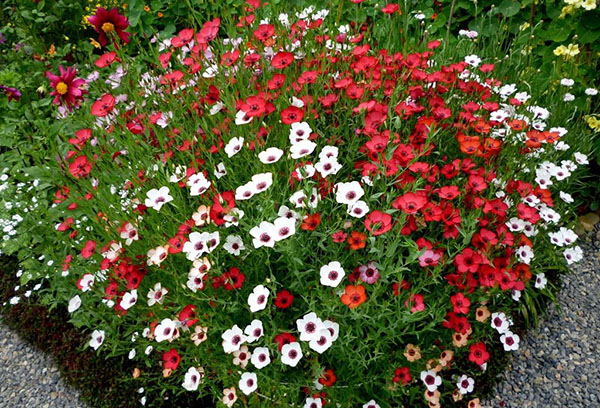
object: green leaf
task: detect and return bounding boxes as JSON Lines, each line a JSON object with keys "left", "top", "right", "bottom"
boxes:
{"left": 544, "top": 20, "right": 572, "bottom": 42}
{"left": 494, "top": 0, "right": 522, "bottom": 18}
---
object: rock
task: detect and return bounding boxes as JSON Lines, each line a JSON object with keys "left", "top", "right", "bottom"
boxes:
{"left": 579, "top": 213, "right": 600, "bottom": 232}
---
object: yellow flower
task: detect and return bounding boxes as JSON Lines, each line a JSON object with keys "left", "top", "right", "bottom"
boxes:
{"left": 559, "top": 5, "right": 576, "bottom": 18}
{"left": 519, "top": 22, "right": 530, "bottom": 31}
{"left": 582, "top": 0, "right": 597, "bottom": 10}
{"left": 585, "top": 115, "right": 600, "bottom": 131}
{"left": 90, "top": 38, "right": 102, "bottom": 49}
{"left": 554, "top": 45, "right": 567, "bottom": 56}
{"left": 47, "top": 44, "right": 56, "bottom": 56}
{"left": 566, "top": 43, "right": 580, "bottom": 56}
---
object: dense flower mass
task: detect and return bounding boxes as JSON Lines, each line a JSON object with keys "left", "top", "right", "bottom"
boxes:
{"left": 42, "top": 3, "right": 586, "bottom": 407}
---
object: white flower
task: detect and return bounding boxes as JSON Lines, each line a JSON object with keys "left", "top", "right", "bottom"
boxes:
{"left": 128, "top": 349, "right": 136, "bottom": 359}
{"left": 289, "top": 122, "right": 312, "bottom": 143}
{"left": 239, "top": 372, "right": 258, "bottom": 395}
{"left": 222, "top": 325, "right": 246, "bottom": 354}
{"left": 89, "top": 329, "right": 105, "bottom": 350}
{"left": 182, "top": 367, "right": 203, "bottom": 391}
{"left": 248, "top": 285, "right": 270, "bottom": 312}
{"left": 147, "top": 282, "right": 168, "bottom": 306}
{"left": 251, "top": 172, "right": 273, "bottom": 194}
{"left": 224, "top": 208, "right": 244, "bottom": 227}
{"left": 322, "top": 320, "right": 339, "bottom": 342}
{"left": 500, "top": 331, "right": 520, "bottom": 351}
{"left": 534, "top": 273, "right": 547, "bottom": 289}
{"left": 224, "top": 235, "right": 245, "bottom": 256}
{"left": 315, "top": 159, "right": 342, "bottom": 178}
{"left": 290, "top": 140, "right": 317, "bottom": 159}
{"left": 564, "top": 246, "right": 583, "bottom": 265}
{"left": 155, "top": 318, "right": 177, "bottom": 342}
{"left": 258, "top": 147, "right": 284, "bottom": 164}
{"left": 235, "top": 183, "right": 255, "bottom": 200}
{"left": 490, "top": 312, "right": 510, "bottom": 334}
{"left": 289, "top": 190, "right": 308, "bottom": 208}
{"left": 304, "top": 398, "right": 323, "bottom": 408}
{"left": 186, "top": 269, "right": 206, "bottom": 292}
{"left": 456, "top": 375, "right": 475, "bottom": 394}
{"left": 187, "top": 172, "right": 211, "bottom": 196}
{"left": 563, "top": 93, "right": 575, "bottom": 102}
{"left": 144, "top": 186, "right": 173, "bottom": 211}
{"left": 225, "top": 136, "right": 244, "bottom": 157}
{"left": 296, "top": 163, "right": 316, "bottom": 179}
{"left": 420, "top": 370, "right": 442, "bottom": 392}
{"left": 235, "top": 110, "right": 253, "bottom": 125}
{"left": 68, "top": 295, "right": 82, "bottom": 313}
{"left": 464, "top": 54, "right": 481, "bottom": 67}
{"left": 250, "top": 221, "right": 277, "bottom": 248}
{"left": 281, "top": 342, "right": 303, "bottom": 367}
{"left": 334, "top": 181, "right": 364, "bottom": 205}
{"left": 244, "top": 320, "right": 265, "bottom": 343}
{"left": 120, "top": 289, "right": 138, "bottom": 310}
{"left": 250, "top": 347, "right": 271, "bottom": 369}
{"left": 214, "top": 162, "right": 227, "bottom": 179}
{"left": 585, "top": 88, "right": 598, "bottom": 96}
{"left": 574, "top": 152, "right": 589, "bottom": 165}
{"left": 308, "top": 329, "right": 334, "bottom": 354}
{"left": 560, "top": 78, "right": 574, "bottom": 87}
{"left": 516, "top": 245, "right": 534, "bottom": 264}
{"left": 296, "top": 312, "right": 323, "bottom": 341}
{"left": 319, "top": 261, "right": 345, "bottom": 287}
{"left": 183, "top": 232, "right": 211, "bottom": 260}
{"left": 78, "top": 274, "right": 95, "bottom": 292}
{"left": 272, "top": 217, "right": 296, "bottom": 241}
{"left": 347, "top": 200, "right": 369, "bottom": 218}
{"left": 278, "top": 205, "right": 301, "bottom": 222}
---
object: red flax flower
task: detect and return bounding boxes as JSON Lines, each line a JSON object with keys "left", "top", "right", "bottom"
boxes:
{"left": 46, "top": 66, "right": 87, "bottom": 110}
{"left": 162, "top": 348, "right": 181, "bottom": 370}
{"left": 392, "top": 192, "right": 427, "bottom": 214}
{"left": 364, "top": 210, "right": 392, "bottom": 235}
{"left": 69, "top": 156, "right": 92, "bottom": 179}
{"left": 347, "top": 231, "right": 366, "bottom": 250}
{"left": 341, "top": 285, "right": 367, "bottom": 308}
{"left": 301, "top": 213, "right": 321, "bottom": 231}
{"left": 274, "top": 289, "right": 294, "bottom": 309}
{"left": 468, "top": 342, "right": 490, "bottom": 366}
{"left": 87, "top": 7, "right": 131, "bottom": 47}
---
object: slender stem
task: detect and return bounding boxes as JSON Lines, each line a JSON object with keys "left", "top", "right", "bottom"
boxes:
{"left": 445, "top": 0, "right": 457, "bottom": 46}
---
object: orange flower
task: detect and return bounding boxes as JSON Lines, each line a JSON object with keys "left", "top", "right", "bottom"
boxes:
{"left": 341, "top": 285, "right": 367, "bottom": 309}
{"left": 301, "top": 213, "right": 321, "bottom": 231}
{"left": 347, "top": 231, "right": 366, "bottom": 250}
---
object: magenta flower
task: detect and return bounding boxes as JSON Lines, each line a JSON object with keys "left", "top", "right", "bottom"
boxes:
{"left": 87, "top": 7, "right": 131, "bottom": 47}
{"left": 0, "top": 85, "right": 21, "bottom": 102}
{"left": 358, "top": 261, "right": 380, "bottom": 284}
{"left": 418, "top": 250, "right": 441, "bottom": 267}
{"left": 46, "top": 66, "right": 87, "bottom": 111}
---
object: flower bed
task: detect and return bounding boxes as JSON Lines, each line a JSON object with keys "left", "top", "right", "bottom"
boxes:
{"left": 5, "top": 3, "right": 592, "bottom": 407}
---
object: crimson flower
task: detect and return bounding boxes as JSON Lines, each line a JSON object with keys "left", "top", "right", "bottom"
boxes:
{"left": 0, "top": 84, "right": 21, "bottom": 102}
{"left": 271, "top": 52, "right": 294, "bottom": 69}
{"left": 274, "top": 332, "right": 296, "bottom": 351}
{"left": 87, "top": 7, "right": 131, "bottom": 47}
{"left": 91, "top": 94, "right": 116, "bottom": 117}
{"left": 364, "top": 210, "right": 392, "bottom": 235}
{"left": 274, "top": 290, "right": 294, "bottom": 309}
{"left": 81, "top": 240, "right": 96, "bottom": 259}
{"left": 46, "top": 66, "right": 87, "bottom": 111}
{"left": 281, "top": 106, "right": 304, "bottom": 124}
{"left": 392, "top": 192, "right": 427, "bottom": 214}
{"left": 468, "top": 342, "right": 490, "bottom": 366}
{"left": 69, "top": 156, "right": 92, "bottom": 179}
{"left": 162, "top": 348, "right": 181, "bottom": 370}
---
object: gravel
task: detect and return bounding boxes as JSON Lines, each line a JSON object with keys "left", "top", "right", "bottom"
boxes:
{"left": 0, "top": 322, "right": 87, "bottom": 408}
{"left": 484, "top": 233, "right": 600, "bottom": 408}
{"left": 0, "top": 236, "right": 598, "bottom": 408}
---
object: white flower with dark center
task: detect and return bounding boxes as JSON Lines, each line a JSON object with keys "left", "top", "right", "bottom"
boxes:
{"left": 68, "top": 295, "right": 82, "bottom": 313}
{"left": 224, "top": 208, "right": 244, "bottom": 227}
{"left": 250, "top": 172, "right": 273, "bottom": 194}
{"left": 564, "top": 246, "right": 583, "bottom": 265}
{"left": 456, "top": 375, "right": 475, "bottom": 394}
{"left": 155, "top": 318, "right": 177, "bottom": 342}
{"left": 239, "top": 372, "right": 258, "bottom": 395}
{"left": 516, "top": 245, "right": 534, "bottom": 264}
{"left": 290, "top": 140, "right": 317, "bottom": 159}
{"left": 289, "top": 122, "right": 312, "bottom": 143}
{"left": 308, "top": 329, "right": 334, "bottom": 354}
{"left": 560, "top": 191, "right": 574, "bottom": 203}
{"left": 534, "top": 273, "right": 547, "bottom": 289}
{"left": 273, "top": 217, "right": 296, "bottom": 241}
{"left": 322, "top": 320, "right": 339, "bottom": 342}
{"left": 120, "top": 289, "right": 138, "bottom": 310}
{"left": 539, "top": 206, "right": 560, "bottom": 224}
{"left": 500, "top": 331, "right": 520, "bottom": 351}
{"left": 347, "top": 200, "right": 369, "bottom": 218}
{"left": 315, "top": 159, "right": 342, "bottom": 178}
{"left": 214, "top": 162, "right": 227, "bottom": 179}
{"left": 222, "top": 325, "right": 246, "bottom": 354}
{"left": 304, "top": 397, "right": 323, "bottom": 408}
{"left": 319, "top": 145, "right": 339, "bottom": 161}
{"left": 235, "top": 183, "right": 255, "bottom": 200}
{"left": 296, "top": 163, "right": 316, "bottom": 180}
{"left": 362, "top": 400, "right": 380, "bottom": 408}
{"left": 182, "top": 367, "right": 203, "bottom": 391}
{"left": 320, "top": 261, "right": 345, "bottom": 287}
{"left": 250, "top": 221, "right": 277, "bottom": 248}
{"left": 183, "top": 232, "right": 209, "bottom": 260}
{"left": 233, "top": 346, "right": 251, "bottom": 368}
{"left": 187, "top": 172, "right": 211, "bottom": 196}
{"left": 224, "top": 235, "right": 245, "bottom": 256}
{"left": 235, "top": 110, "right": 253, "bottom": 125}
{"left": 186, "top": 269, "right": 206, "bottom": 292}
{"left": 147, "top": 282, "right": 168, "bottom": 306}
{"left": 244, "top": 320, "right": 264, "bottom": 343}
{"left": 278, "top": 205, "right": 301, "bottom": 222}
{"left": 89, "top": 329, "right": 105, "bottom": 350}
{"left": 225, "top": 136, "right": 244, "bottom": 157}
{"left": 289, "top": 190, "right": 308, "bottom": 208}
{"left": 574, "top": 152, "right": 589, "bottom": 165}
{"left": 251, "top": 347, "right": 271, "bottom": 369}
{"left": 144, "top": 186, "right": 173, "bottom": 211}
{"left": 281, "top": 342, "right": 303, "bottom": 367}
{"left": 335, "top": 181, "right": 364, "bottom": 205}
{"left": 420, "top": 370, "right": 442, "bottom": 392}
{"left": 248, "top": 285, "right": 270, "bottom": 313}
{"left": 296, "top": 312, "right": 323, "bottom": 341}
{"left": 78, "top": 274, "right": 95, "bottom": 292}
{"left": 490, "top": 312, "right": 510, "bottom": 334}
{"left": 464, "top": 54, "right": 481, "bottom": 67}
{"left": 258, "top": 147, "right": 284, "bottom": 164}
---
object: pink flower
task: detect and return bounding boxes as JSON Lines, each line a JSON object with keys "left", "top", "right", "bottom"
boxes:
{"left": 87, "top": 7, "right": 131, "bottom": 46}
{"left": 46, "top": 66, "right": 87, "bottom": 111}
{"left": 418, "top": 250, "right": 441, "bottom": 267}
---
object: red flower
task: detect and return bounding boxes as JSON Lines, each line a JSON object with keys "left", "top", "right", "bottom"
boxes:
{"left": 381, "top": 4, "right": 400, "bottom": 14}
{"left": 81, "top": 240, "right": 96, "bottom": 259}
{"left": 222, "top": 267, "right": 246, "bottom": 290}
{"left": 162, "top": 348, "right": 181, "bottom": 370}
{"left": 364, "top": 210, "right": 392, "bottom": 235}
{"left": 91, "top": 94, "right": 116, "bottom": 117}
{"left": 454, "top": 248, "right": 482, "bottom": 273}
{"left": 393, "top": 367, "right": 412, "bottom": 385}
{"left": 450, "top": 293, "right": 471, "bottom": 314}
{"left": 95, "top": 52, "right": 117, "bottom": 68}
{"left": 253, "top": 24, "right": 275, "bottom": 42}
{"left": 281, "top": 106, "right": 304, "bottom": 124}
{"left": 179, "top": 304, "right": 198, "bottom": 327}
{"left": 241, "top": 96, "right": 267, "bottom": 117}
{"left": 274, "top": 290, "right": 294, "bottom": 309}
{"left": 69, "top": 156, "right": 92, "bottom": 179}
{"left": 87, "top": 7, "right": 131, "bottom": 47}
{"left": 392, "top": 192, "right": 427, "bottom": 214}
{"left": 318, "top": 369, "right": 337, "bottom": 387}
{"left": 301, "top": 213, "right": 321, "bottom": 231}
{"left": 274, "top": 332, "right": 296, "bottom": 351}
{"left": 468, "top": 342, "right": 490, "bottom": 366}
{"left": 46, "top": 66, "right": 87, "bottom": 110}
{"left": 332, "top": 231, "right": 347, "bottom": 243}
{"left": 271, "top": 52, "right": 294, "bottom": 69}
{"left": 347, "top": 231, "right": 366, "bottom": 250}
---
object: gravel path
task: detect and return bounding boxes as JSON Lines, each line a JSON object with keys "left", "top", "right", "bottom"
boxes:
{"left": 0, "top": 237, "right": 598, "bottom": 408}
{"left": 0, "top": 322, "right": 87, "bottom": 408}
{"left": 484, "top": 234, "right": 600, "bottom": 408}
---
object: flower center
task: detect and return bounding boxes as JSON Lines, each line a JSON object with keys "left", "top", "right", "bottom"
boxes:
{"left": 102, "top": 22, "right": 115, "bottom": 33}
{"left": 56, "top": 82, "right": 68, "bottom": 95}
